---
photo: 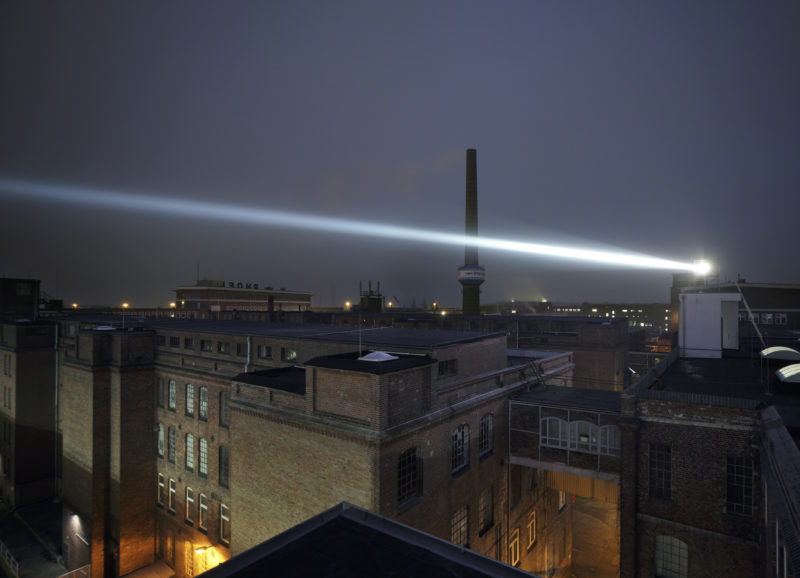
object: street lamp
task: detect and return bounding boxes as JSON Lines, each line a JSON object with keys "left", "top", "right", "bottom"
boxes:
{"left": 122, "top": 302, "right": 129, "bottom": 329}
{"left": 71, "top": 303, "right": 78, "bottom": 309}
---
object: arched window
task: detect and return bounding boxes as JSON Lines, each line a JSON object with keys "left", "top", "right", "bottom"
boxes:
{"left": 654, "top": 535, "right": 688, "bottom": 577}
{"left": 398, "top": 447, "right": 422, "bottom": 505}
{"left": 540, "top": 417, "right": 568, "bottom": 449}
{"left": 569, "top": 421, "right": 597, "bottom": 452}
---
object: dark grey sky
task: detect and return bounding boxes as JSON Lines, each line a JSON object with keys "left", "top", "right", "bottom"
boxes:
{"left": 1, "top": 1, "right": 798, "bottom": 308}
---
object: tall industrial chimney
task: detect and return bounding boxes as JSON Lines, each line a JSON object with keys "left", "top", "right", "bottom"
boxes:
{"left": 458, "top": 148, "right": 485, "bottom": 315}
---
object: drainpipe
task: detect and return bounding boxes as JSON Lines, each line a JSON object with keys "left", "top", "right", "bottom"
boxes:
{"left": 245, "top": 335, "right": 251, "bottom": 373}
{"left": 53, "top": 322, "right": 59, "bottom": 499}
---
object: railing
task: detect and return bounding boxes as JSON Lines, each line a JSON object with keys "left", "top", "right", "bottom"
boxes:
{"left": 58, "top": 564, "right": 91, "bottom": 578}
{"left": 0, "top": 538, "right": 19, "bottom": 578}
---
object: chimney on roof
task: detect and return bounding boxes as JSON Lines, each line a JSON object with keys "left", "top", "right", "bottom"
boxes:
{"left": 457, "top": 149, "right": 485, "bottom": 315}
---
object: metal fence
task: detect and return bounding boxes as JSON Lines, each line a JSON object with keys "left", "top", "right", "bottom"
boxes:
{"left": 0, "top": 538, "right": 19, "bottom": 578}
{"left": 58, "top": 564, "right": 91, "bottom": 578}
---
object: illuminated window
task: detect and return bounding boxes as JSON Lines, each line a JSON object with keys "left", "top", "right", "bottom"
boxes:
{"left": 479, "top": 414, "right": 494, "bottom": 457}
{"left": 655, "top": 535, "right": 688, "bottom": 577}
{"left": 527, "top": 510, "right": 536, "bottom": 548}
{"left": 398, "top": 447, "right": 422, "bottom": 506}
{"left": 198, "top": 494, "right": 208, "bottom": 530}
{"left": 479, "top": 487, "right": 493, "bottom": 532}
{"left": 450, "top": 505, "right": 468, "bottom": 547}
{"left": 220, "top": 504, "right": 231, "bottom": 544}
{"left": 185, "top": 487, "right": 194, "bottom": 523}
{"left": 157, "top": 473, "right": 165, "bottom": 505}
{"left": 185, "top": 434, "right": 194, "bottom": 471}
{"left": 219, "top": 392, "right": 229, "bottom": 427}
{"left": 761, "top": 313, "right": 773, "bottom": 325}
{"left": 649, "top": 443, "right": 671, "bottom": 499}
{"left": 168, "top": 380, "right": 176, "bottom": 411}
{"left": 157, "top": 424, "right": 164, "bottom": 458}
{"left": 167, "top": 427, "right": 176, "bottom": 463}
{"left": 509, "top": 527, "right": 520, "bottom": 566}
{"left": 726, "top": 456, "right": 754, "bottom": 515}
{"left": 185, "top": 384, "right": 195, "bottom": 416}
{"left": 217, "top": 341, "right": 230, "bottom": 354}
{"left": 219, "top": 446, "right": 229, "bottom": 487}
{"left": 168, "top": 478, "right": 176, "bottom": 512}
{"left": 199, "top": 386, "right": 208, "bottom": 420}
{"left": 199, "top": 438, "right": 208, "bottom": 477}
{"left": 451, "top": 424, "right": 470, "bottom": 473}
{"left": 281, "top": 347, "right": 297, "bottom": 362}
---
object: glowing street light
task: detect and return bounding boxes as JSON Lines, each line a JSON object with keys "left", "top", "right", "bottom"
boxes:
{"left": 122, "top": 302, "right": 129, "bottom": 329}
{"left": 345, "top": 301, "right": 351, "bottom": 311}
{"left": 71, "top": 302, "right": 78, "bottom": 309}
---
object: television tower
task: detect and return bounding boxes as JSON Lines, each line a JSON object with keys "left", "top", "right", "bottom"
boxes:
{"left": 458, "top": 148, "right": 485, "bottom": 315}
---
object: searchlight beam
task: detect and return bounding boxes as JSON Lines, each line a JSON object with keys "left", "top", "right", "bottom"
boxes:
{"left": 0, "top": 178, "right": 710, "bottom": 274}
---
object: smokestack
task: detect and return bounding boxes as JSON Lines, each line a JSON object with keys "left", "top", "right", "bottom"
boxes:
{"left": 457, "top": 148, "right": 485, "bottom": 315}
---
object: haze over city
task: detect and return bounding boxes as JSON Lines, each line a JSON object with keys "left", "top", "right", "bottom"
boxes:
{"left": 1, "top": 2, "right": 798, "bottom": 308}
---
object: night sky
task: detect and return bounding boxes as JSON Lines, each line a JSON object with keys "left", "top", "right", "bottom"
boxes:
{"left": 2, "top": 2, "right": 798, "bottom": 308}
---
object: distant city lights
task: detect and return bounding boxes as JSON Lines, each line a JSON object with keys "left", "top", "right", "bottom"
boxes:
{"left": 0, "top": 178, "right": 710, "bottom": 274}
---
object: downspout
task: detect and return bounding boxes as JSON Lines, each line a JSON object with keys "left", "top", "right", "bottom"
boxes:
{"left": 245, "top": 335, "right": 251, "bottom": 373}
{"left": 53, "top": 322, "right": 59, "bottom": 499}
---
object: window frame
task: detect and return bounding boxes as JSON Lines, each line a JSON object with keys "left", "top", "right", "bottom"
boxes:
{"left": 451, "top": 424, "right": 470, "bottom": 474}
{"left": 199, "top": 438, "right": 208, "bottom": 477}
{"left": 450, "top": 505, "right": 469, "bottom": 548}
{"left": 479, "top": 414, "right": 494, "bottom": 458}
{"left": 219, "top": 391, "right": 230, "bottom": 427}
{"left": 168, "top": 380, "right": 176, "bottom": 411}
{"left": 198, "top": 493, "right": 208, "bottom": 530}
{"left": 157, "top": 473, "right": 165, "bottom": 506}
{"left": 220, "top": 503, "right": 231, "bottom": 545}
{"left": 185, "top": 433, "right": 194, "bottom": 472}
{"left": 397, "top": 447, "right": 423, "bottom": 506}
{"left": 167, "top": 427, "right": 176, "bottom": 463}
{"left": 219, "top": 446, "right": 230, "bottom": 487}
{"left": 199, "top": 386, "right": 208, "bottom": 421}
{"left": 479, "top": 486, "right": 493, "bottom": 533}
{"left": 185, "top": 384, "right": 195, "bottom": 417}
{"left": 654, "top": 535, "right": 688, "bottom": 578}
{"left": 726, "top": 455, "right": 754, "bottom": 516}
{"left": 509, "top": 527, "right": 520, "bottom": 566}
{"left": 157, "top": 423, "right": 165, "bottom": 458}
{"left": 168, "top": 478, "right": 176, "bottom": 512}
{"left": 185, "top": 486, "right": 194, "bottom": 523}
{"left": 649, "top": 443, "right": 672, "bottom": 499}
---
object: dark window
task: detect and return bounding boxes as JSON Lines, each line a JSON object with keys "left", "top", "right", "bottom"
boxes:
{"left": 219, "top": 391, "right": 229, "bottom": 427}
{"left": 156, "top": 378, "right": 165, "bottom": 408}
{"left": 726, "top": 456, "right": 754, "bottom": 515}
{"left": 217, "top": 341, "right": 230, "bottom": 354}
{"left": 184, "top": 338, "right": 193, "bottom": 349}
{"left": 479, "top": 414, "right": 494, "bottom": 457}
{"left": 451, "top": 424, "right": 470, "bottom": 473}
{"left": 169, "top": 336, "right": 180, "bottom": 347}
{"left": 236, "top": 343, "right": 247, "bottom": 357}
{"left": 479, "top": 487, "right": 493, "bottom": 532}
{"left": 200, "top": 340, "right": 212, "bottom": 352}
{"left": 438, "top": 359, "right": 458, "bottom": 377}
{"left": 157, "top": 335, "right": 166, "bottom": 346}
{"left": 649, "top": 443, "right": 671, "bottom": 499}
{"left": 258, "top": 345, "right": 272, "bottom": 359}
{"left": 398, "top": 447, "right": 422, "bottom": 505}
{"left": 168, "top": 380, "right": 176, "bottom": 411}
{"left": 185, "top": 433, "right": 194, "bottom": 471}
{"left": 219, "top": 446, "right": 230, "bottom": 487}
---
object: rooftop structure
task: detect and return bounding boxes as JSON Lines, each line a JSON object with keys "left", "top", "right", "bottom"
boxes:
{"left": 457, "top": 149, "right": 485, "bottom": 316}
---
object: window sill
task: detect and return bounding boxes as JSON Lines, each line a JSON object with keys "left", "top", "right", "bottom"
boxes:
{"left": 478, "top": 523, "right": 494, "bottom": 538}
{"left": 185, "top": 519, "right": 194, "bottom": 527}
{"left": 479, "top": 450, "right": 494, "bottom": 462}
{"left": 397, "top": 495, "right": 422, "bottom": 514}
{"left": 451, "top": 465, "right": 470, "bottom": 479}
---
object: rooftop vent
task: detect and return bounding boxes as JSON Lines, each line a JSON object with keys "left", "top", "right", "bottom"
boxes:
{"left": 358, "top": 351, "right": 399, "bottom": 362}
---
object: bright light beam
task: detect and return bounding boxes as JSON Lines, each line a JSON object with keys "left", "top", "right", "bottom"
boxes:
{"left": 0, "top": 178, "right": 710, "bottom": 274}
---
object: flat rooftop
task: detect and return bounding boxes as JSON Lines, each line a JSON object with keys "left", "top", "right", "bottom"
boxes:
{"left": 652, "top": 356, "right": 764, "bottom": 400}
{"left": 56, "top": 315, "right": 504, "bottom": 349}
{"left": 513, "top": 386, "right": 621, "bottom": 414}
{"left": 232, "top": 366, "right": 306, "bottom": 395}
{"left": 305, "top": 351, "right": 436, "bottom": 375}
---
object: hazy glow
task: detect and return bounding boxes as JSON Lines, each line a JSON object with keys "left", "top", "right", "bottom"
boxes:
{"left": 0, "top": 178, "right": 708, "bottom": 273}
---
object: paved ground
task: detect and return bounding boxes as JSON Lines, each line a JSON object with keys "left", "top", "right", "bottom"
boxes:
{"left": 0, "top": 499, "right": 66, "bottom": 578}
{"left": 570, "top": 497, "right": 620, "bottom": 578}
